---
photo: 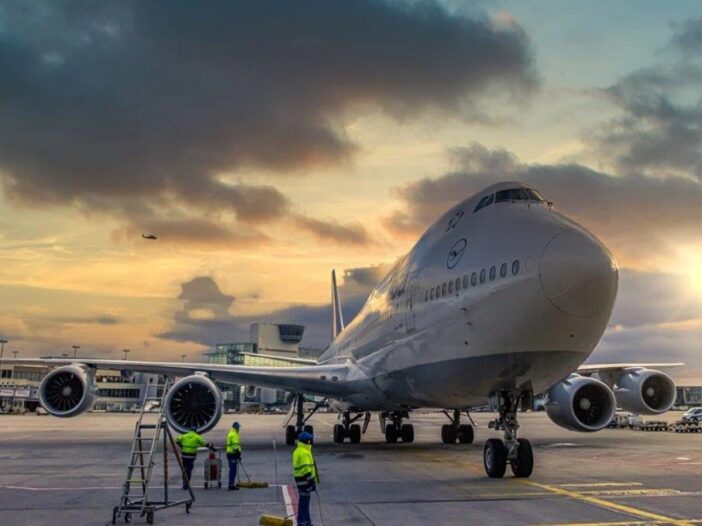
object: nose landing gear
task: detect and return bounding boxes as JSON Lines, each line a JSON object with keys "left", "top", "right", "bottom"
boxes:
{"left": 484, "top": 391, "right": 533, "bottom": 478}
{"left": 333, "top": 411, "right": 370, "bottom": 443}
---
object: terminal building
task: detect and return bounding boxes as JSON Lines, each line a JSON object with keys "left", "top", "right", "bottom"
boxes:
{"left": 205, "top": 322, "right": 321, "bottom": 410}
{"left": 0, "top": 362, "right": 155, "bottom": 413}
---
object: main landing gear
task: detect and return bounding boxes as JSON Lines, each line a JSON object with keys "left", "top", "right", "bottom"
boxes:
{"left": 441, "top": 409, "right": 474, "bottom": 444}
{"left": 333, "top": 411, "right": 371, "bottom": 443}
{"left": 484, "top": 391, "right": 533, "bottom": 478}
{"left": 284, "top": 394, "right": 325, "bottom": 446}
{"left": 380, "top": 411, "right": 414, "bottom": 443}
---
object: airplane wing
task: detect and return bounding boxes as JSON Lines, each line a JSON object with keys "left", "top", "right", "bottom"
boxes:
{"left": 3, "top": 358, "right": 356, "bottom": 398}
{"left": 237, "top": 352, "right": 317, "bottom": 366}
{"left": 577, "top": 363, "right": 684, "bottom": 374}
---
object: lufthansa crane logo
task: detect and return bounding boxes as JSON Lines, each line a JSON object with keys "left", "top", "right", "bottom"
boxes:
{"left": 447, "top": 238, "right": 467, "bottom": 269}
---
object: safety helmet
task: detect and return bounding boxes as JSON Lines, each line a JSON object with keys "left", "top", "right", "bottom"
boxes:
{"left": 298, "top": 431, "right": 313, "bottom": 443}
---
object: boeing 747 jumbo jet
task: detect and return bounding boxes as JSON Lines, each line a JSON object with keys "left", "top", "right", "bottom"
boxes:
{"left": 6, "top": 182, "right": 681, "bottom": 478}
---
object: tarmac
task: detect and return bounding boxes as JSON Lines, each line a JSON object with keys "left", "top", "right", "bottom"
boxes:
{"left": 1, "top": 410, "right": 702, "bottom": 526}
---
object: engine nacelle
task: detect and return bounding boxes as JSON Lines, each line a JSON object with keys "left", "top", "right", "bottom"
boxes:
{"left": 39, "top": 365, "right": 97, "bottom": 417}
{"left": 164, "top": 375, "right": 223, "bottom": 434}
{"left": 615, "top": 368, "right": 676, "bottom": 415}
{"left": 546, "top": 374, "right": 616, "bottom": 432}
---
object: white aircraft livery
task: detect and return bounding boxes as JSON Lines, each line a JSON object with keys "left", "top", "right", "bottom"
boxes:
{"left": 7, "top": 182, "right": 682, "bottom": 478}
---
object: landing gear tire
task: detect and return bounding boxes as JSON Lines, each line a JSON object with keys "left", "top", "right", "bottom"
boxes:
{"left": 441, "top": 424, "right": 457, "bottom": 444}
{"left": 333, "top": 424, "right": 345, "bottom": 443}
{"left": 510, "top": 438, "right": 534, "bottom": 478}
{"left": 285, "top": 425, "right": 296, "bottom": 446}
{"left": 484, "top": 438, "right": 507, "bottom": 478}
{"left": 400, "top": 424, "right": 414, "bottom": 443}
{"left": 350, "top": 424, "right": 362, "bottom": 444}
{"left": 385, "top": 423, "right": 399, "bottom": 443}
{"left": 146, "top": 511, "right": 154, "bottom": 525}
{"left": 124, "top": 513, "right": 132, "bottom": 524}
{"left": 457, "top": 424, "right": 474, "bottom": 444}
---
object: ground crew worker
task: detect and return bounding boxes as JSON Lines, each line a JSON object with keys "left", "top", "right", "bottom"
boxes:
{"left": 292, "top": 431, "right": 318, "bottom": 526}
{"left": 226, "top": 421, "right": 242, "bottom": 490}
{"left": 176, "top": 427, "right": 215, "bottom": 489}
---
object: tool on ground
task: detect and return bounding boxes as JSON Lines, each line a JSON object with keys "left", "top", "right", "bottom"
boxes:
{"left": 258, "top": 514, "right": 294, "bottom": 526}
{"left": 111, "top": 378, "right": 194, "bottom": 525}
{"left": 237, "top": 458, "right": 269, "bottom": 488}
{"left": 203, "top": 449, "right": 222, "bottom": 489}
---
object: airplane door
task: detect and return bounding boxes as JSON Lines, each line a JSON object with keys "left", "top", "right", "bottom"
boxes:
{"left": 405, "top": 270, "right": 419, "bottom": 332}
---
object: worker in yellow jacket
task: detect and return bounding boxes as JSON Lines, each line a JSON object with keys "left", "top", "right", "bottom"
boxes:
{"left": 226, "top": 421, "right": 242, "bottom": 490}
{"left": 176, "top": 428, "right": 215, "bottom": 489}
{"left": 292, "top": 431, "right": 318, "bottom": 526}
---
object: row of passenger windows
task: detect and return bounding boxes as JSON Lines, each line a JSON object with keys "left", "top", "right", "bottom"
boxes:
{"left": 425, "top": 259, "right": 521, "bottom": 302}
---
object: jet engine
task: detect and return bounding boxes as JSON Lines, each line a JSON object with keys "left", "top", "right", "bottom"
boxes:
{"left": 545, "top": 374, "right": 616, "bottom": 432}
{"left": 164, "top": 375, "right": 223, "bottom": 434}
{"left": 39, "top": 365, "right": 97, "bottom": 417}
{"left": 614, "top": 368, "right": 676, "bottom": 414}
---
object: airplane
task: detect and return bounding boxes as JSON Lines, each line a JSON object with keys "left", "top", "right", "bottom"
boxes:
{"left": 141, "top": 233, "right": 158, "bottom": 240}
{"left": 6, "top": 181, "right": 682, "bottom": 478}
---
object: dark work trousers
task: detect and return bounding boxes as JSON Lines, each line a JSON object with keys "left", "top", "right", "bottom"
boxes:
{"left": 182, "top": 454, "right": 196, "bottom": 488}
{"left": 227, "top": 452, "right": 240, "bottom": 487}
{"left": 297, "top": 488, "right": 312, "bottom": 526}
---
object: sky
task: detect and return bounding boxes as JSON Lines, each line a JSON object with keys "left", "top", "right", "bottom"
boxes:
{"left": 0, "top": 1, "right": 700, "bottom": 381}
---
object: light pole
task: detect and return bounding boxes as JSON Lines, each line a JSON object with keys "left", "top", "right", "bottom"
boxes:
{"left": 0, "top": 339, "right": 7, "bottom": 361}
{"left": 11, "top": 351, "right": 18, "bottom": 359}
{"left": 181, "top": 354, "right": 186, "bottom": 362}
{"left": 123, "top": 349, "right": 130, "bottom": 360}
{"left": 72, "top": 345, "right": 80, "bottom": 358}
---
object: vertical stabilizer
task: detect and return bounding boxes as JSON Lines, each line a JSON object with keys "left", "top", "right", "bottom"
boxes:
{"left": 331, "top": 270, "right": 345, "bottom": 340}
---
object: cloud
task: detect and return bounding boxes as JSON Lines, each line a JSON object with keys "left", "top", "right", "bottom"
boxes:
{"left": 293, "top": 215, "right": 370, "bottom": 246}
{"left": 385, "top": 143, "right": 702, "bottom": 264}
{"left": 671, "top": 16, "right": 702, "bottom": 55}
{"left": 0, "top": 0, "right": 536, "bottom": 243}
{"left": 51, "top": 315, "right": 122, "bottom": 326}
{"left": 158, "top": 276, "right": 243, "bottom": 345}
{"left": 159, "top": 265, "right": 389, "bottom": 348}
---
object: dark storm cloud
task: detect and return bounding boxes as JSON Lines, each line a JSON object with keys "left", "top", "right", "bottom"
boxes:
{"left": 0, "top": 0, "right": 536, "bottom": 237}
{"left": 385, "top": 143, "right": 702, "bottom": 260}
{"left": 671, "top": 16, "right": 702, "bottom": 55}
{"left": 159, "top": 266, "right": 388, "bottom": 347}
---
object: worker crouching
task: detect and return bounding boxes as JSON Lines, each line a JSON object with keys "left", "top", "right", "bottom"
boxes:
{"left": 176, "top": 427, "right": 215, "bottom": 489}
{"left": 226, "top": 421, "right": 242, "bottom": 490}
{"left": 292, "top": 431, "right": 318, "bottom": 526}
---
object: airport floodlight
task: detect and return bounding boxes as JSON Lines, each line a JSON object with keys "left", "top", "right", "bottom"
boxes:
{"left": 123, "top": 349, "right": 130, "bottom": 360}
{"left": 72, "top": 345, "right": 80, "bottom": 358}
{"left": 12, "top": 350, "right": 18, "bottom": 359}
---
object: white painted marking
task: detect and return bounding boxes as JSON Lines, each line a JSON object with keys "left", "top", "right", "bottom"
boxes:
{"left": 676, "top": 457, "right": 692, "bottom": 461}
{"left": 282, "top": 483, "right": 295, "bottom": 518}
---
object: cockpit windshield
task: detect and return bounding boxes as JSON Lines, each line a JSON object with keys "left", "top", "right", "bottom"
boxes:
{"left": 495, "top": 188, "right": 545, "bottom": 203}
{"left": 473, "top": 187, "right": 545, "bottom": 213}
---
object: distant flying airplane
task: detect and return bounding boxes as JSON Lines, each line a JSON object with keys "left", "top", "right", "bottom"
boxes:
{"left": 9, "top": 181, "right": 682, "bottom": 478}
{"left": 141, "top": 233, "right": 157, "bottom": 240}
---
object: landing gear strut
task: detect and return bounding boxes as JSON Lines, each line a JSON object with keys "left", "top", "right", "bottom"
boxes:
{"left": 333, "top": 411, "right": 369, "bottom": 443}
{"left": 484, "top": 391, "right": 533, "bottom": 478}
{"left": 380, "top": 411, "right": 414, "bottom": 443}
{"left": 284, "top": 394, "right": 324, "bottom": 446}
{"left": 441, "top": 409, "right": 474, "bottom": 444}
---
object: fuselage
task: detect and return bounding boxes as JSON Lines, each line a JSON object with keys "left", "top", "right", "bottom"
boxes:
{"left": 319, "top": 182, "right": 619, "bottom": 411}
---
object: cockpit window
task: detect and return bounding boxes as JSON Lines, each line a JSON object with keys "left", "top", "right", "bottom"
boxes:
{"left": 473, "top": 193, "right": 495, "bottom": 213}
{"left": 495, "top": 188, "right": 545, "bottom": 203}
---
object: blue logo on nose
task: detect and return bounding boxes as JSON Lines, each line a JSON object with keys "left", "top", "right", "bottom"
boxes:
{"left": 447, "top": 238, "right": 467, "bottom": 269}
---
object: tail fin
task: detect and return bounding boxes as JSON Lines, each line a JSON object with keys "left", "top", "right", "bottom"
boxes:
{"left": 331, "top": 269, "right": 345, "bottom": 340}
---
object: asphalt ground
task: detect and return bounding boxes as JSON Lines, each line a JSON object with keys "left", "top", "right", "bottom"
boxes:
{"left": 1, "top": 411, "right": 701, "bottom": 526}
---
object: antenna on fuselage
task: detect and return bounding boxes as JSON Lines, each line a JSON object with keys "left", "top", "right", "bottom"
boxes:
{"left": 331, "top": 269, "right": 345, "bottom": 340}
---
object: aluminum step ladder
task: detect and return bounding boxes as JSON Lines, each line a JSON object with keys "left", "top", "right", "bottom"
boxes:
{"left": 111, "top": 378, "right": 194, "bottom": 525}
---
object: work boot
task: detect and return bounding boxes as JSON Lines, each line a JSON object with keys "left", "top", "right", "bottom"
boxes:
{"left": 228, "top": 485, "right": 239, "bottom": 491}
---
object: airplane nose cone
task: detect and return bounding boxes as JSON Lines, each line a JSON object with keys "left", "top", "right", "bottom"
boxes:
{"left": 539, "top": 229, "right": 618, "bottom": 318}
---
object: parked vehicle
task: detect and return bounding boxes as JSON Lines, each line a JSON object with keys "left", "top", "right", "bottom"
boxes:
{"left": 682, "top": 407, "right": 702, "bottom": 422}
